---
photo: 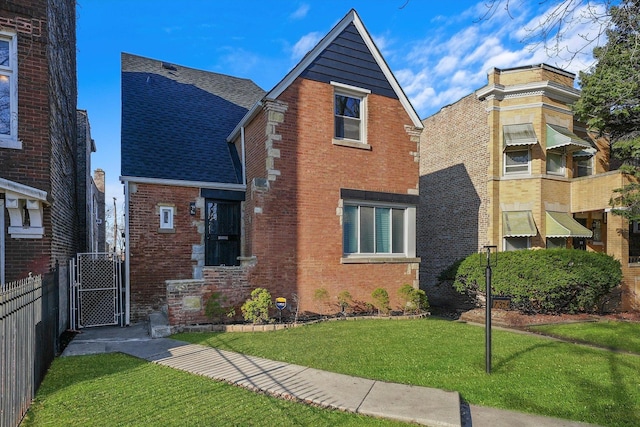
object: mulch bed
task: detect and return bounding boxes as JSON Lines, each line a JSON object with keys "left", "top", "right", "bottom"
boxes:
{"left": 458, "top": 308, "right": 640, "bottom": 328}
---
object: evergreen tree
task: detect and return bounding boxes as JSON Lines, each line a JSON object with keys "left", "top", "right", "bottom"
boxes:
{"left": 573, "top": 1, "right": 640, "bottom": 219}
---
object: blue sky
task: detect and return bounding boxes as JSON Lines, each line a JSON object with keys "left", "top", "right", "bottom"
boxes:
{"left": 76, "top": 0, "right": 606, "bottom": 209}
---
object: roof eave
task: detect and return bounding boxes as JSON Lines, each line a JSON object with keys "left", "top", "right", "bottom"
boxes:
{"left": 227, "top": 100, "right": 264, "bottom": 142}
{"left": 119, "top": 176, "right": 246, "bottom": 191}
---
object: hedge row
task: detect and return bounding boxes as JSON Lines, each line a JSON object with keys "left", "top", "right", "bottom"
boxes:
{"left": 450, "top": 249, "right": 622, "bottom": 314}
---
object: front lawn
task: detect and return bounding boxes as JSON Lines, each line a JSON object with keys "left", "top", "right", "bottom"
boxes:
{"left": 23, "top": 353, "right": 408, "bottom": 426}
{"left": 174, "top": 318, "right": 640, "bottom": 427}
{"left": 529, "top": 320, "right": 640, "bottom": 354}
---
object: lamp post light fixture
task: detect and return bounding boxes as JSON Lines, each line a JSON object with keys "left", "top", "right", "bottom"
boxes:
{"left": 483, "top": 245, "right": 497, "bottom": 374}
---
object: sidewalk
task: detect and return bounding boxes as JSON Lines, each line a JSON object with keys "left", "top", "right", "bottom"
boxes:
{"left": 62, "top": 323, "right": 598, "bottom": 427}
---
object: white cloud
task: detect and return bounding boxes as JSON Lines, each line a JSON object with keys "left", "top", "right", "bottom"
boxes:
{"left": 372, "top": 34, "right": 392, "bottom": 58}
{"left": 395, "top": 0, "right": 606, "bottom": 117}
{"left": 291, "top": 31, "right": 322, "bottom": 60}
{"left": 290, "top": 4, "right": 310, "bottom": 20}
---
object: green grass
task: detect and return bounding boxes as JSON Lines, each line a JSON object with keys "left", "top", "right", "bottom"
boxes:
{"left": 174, "top": 318, "right": 640, "bottom": 427}
{"left": 529, "top": 320, "right": 640, "bottom": 354}
{"left": 23, "top": 353, "right": 409, "bottom": 426}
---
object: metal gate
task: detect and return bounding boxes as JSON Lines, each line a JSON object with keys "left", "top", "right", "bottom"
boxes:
{"left": 70, "top": 253, "right": 124, "bottom": 328}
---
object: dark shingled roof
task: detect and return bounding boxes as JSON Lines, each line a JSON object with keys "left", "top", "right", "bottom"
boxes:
{"left": 121, "top": 53, "right": 265, "bottom": 183}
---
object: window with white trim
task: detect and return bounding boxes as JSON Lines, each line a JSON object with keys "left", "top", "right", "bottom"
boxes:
{"left": 504, "top": 148, "right": 530, "bottom": 175}
{"left": 159, "top": 206, "right": 174, "bottom": 230}
{"left": 504, "top": 237, "right": 529, "bottom": 251}
{"left": 332, "top": 82, "right": 368, "bottom": 145}
{"left": 343, "top": 204, "right": 406, "bottom": 255}
{"left": 546, "top": 151, "right": 565, "bottom": 176}
{"left": 0, "top": 32, "right": 18, "bottom": 149}
{"left": 574, "top": 156, "right": 593, "bottom": 177}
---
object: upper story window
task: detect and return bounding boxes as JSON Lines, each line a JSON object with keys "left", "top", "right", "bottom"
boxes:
{"left": 332, "top": 82, "right": 369, "bottom": 147}
{"left": 0, "top": 32, "right": 19, "bottom": 149}
{"left": 504, "top": 148, "right": 530, "bottom": 175}
{"left": 574, "top": 156, "right": 593, "bottom": 177}
{"left": 546, "top": 151, "right": 565, "bottom": 176}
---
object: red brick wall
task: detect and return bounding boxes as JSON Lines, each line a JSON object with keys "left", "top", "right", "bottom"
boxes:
{"left": 127, "top": 183, "right": 201, "bottom": 320}
{"left": 1, "top": 0, "right": 77, "bottom": 280}
{"left": 243, "top": 77, "right": 420, "bottom": 314}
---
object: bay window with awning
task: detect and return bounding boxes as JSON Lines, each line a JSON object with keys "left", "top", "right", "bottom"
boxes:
{"left": 502, "top": 210, "right": 538, "bottom": 251}
{"left": 545, "top": 211, "right": 593, "bottom": 249}
{"left": 503, "top": 124, "right": 537, "bottom": 176}
{"left": 545, "top": 124, "right": 597, "bottom": 177}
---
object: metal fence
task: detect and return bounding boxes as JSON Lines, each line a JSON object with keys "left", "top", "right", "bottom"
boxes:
{"left": 0, "top": 266, "right": 60, "bottom": 427}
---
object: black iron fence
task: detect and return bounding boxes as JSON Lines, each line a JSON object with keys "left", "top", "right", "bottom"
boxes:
{"left": 1, "top": 265, "right": 60, "bottom": 427}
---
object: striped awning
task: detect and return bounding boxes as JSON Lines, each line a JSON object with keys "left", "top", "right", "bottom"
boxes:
{"left": 546, "top": 211, "right": 593, "bottom": 238}
{"left": 573, "top": 147, "right": 597, "bottom": 158}
{"left": 503, "top": 211, "right": 538, "bottom": 237}
{"left": 546, "top": 124, "right": 595, "bottom": 152}
{"left": 503, "top": 124, "right": 538, "bottom": 150}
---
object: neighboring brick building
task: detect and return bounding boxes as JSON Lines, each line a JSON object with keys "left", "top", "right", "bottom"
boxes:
{"left": 121, "top": 10, "right": 423, "bottom": 324}
{"left": 419, "top": 64, "right": 640, "bottom": 311}
{"left": 77, "top": 110, "right": 106, "bottom": 253}
{"left": 0, "top": 0, "right": 80, "bottom": 289}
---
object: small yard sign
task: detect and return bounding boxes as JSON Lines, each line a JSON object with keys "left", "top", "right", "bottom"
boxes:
{"left": 275, "top": 297, "right": 287, "bottom": 311}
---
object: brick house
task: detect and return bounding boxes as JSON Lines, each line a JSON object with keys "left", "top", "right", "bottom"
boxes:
{"left": 419, "top": 64, "right": 639, "bottom": 311}
{"left": 0, "top": 0, "right": 81, "bottom": 292}
{"left": 121, "top": 9, "right": 423, "bottom": 325}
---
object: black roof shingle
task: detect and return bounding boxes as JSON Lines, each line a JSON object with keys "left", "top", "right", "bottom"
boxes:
{"left": 121, "top": 53, "right": 265, "bottom": 184}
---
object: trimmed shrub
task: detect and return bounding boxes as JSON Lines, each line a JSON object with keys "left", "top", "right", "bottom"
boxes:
{"left": 241, "top": 288, "right": 273, "bottom": 324}
{"left": 452, "top": 249, "right": 621, "bottom": 314}
{"left": 398, "top": 284, "right": 429, "bottom": 314}
{"left": 204, "top": 292, "right": 227, "bottom": 323}
{"left": 337, "top": 290, "right": 353, "bottom": 315}
{"left": 371, "top": 288, "right": 390, "bottom": 315}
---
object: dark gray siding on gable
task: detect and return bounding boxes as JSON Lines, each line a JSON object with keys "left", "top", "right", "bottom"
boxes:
{"left": 300, "top": 23, "right": 397, "bottom": 99}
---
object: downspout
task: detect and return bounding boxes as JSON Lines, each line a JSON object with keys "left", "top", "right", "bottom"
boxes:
{"left": 241, "top": 126, "right": 247, "bottom": 186}
{"left": 124, "top": 181, "right": 131, "bottom": 325}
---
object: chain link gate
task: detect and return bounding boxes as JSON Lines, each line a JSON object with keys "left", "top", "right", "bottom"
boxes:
{"left": 70, "top": 253, "right": 124, "bottom": 328}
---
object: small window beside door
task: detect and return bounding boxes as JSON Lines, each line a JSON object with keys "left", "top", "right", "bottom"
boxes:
{"left": 158, "top": 205, "right": 175, "bottom": 232}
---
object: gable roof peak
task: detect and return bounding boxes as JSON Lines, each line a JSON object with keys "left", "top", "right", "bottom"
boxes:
{"left": 267, "top": 9, "right": 422, "bottom": 129}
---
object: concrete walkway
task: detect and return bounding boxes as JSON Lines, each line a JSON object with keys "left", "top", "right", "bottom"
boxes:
{"left": 62, "top": 323, "right": 598, "bottom": 427}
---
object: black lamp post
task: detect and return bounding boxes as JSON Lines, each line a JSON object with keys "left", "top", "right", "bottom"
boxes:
{"left": 483, "top": 245, "right": 497, "bottom": 374}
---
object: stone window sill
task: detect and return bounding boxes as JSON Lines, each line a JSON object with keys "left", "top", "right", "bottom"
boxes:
{"left": 341, "top": 257, "right": 420, "bottom": 264}
{"left": 332, "top": 139, "right": 371, "bottom": 150}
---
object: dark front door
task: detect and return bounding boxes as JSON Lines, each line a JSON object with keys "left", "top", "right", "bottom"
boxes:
{"left": 573, "top": 217, "right": 587, "bottom": 250}
{"left": 205, "top": 200, "right": 240, "bottom": 266}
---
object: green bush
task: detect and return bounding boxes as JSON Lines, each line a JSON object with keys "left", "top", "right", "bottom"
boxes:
{"left": 241, "top": 288, "right": 273, "bottom": 324}
{"left": 204, "top": 292, "right": 227, "bottom": 323}
{"left": 337, "top": 290, "right": 353, "bottom": 315}
{"left": 397, "top": 284, "right": 429, "bottom": 314}
{"left": 371, "top": 288, "right": 390, "bottom": 315}
{"left": 452, "top": 249, "right": 622, "bottom": 314}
